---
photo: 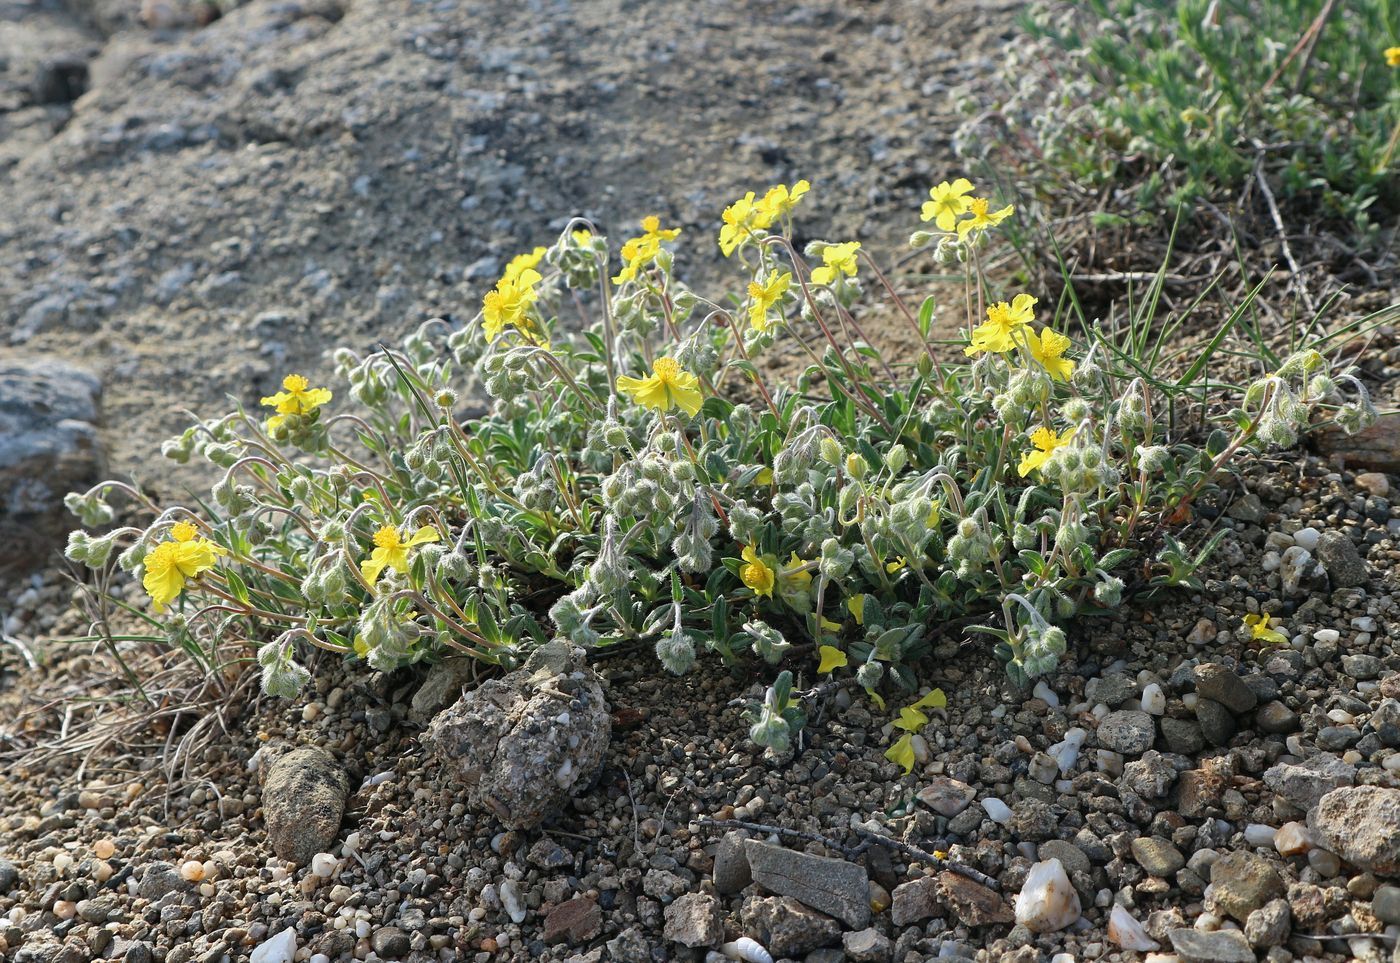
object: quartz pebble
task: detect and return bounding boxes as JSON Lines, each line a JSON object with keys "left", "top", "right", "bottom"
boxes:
{"left": 310, "top": 853, "right": 338, "bottom": 878}
{"left": 1108, "top": 904, "right": 1159, "bottom": 951}
{"left": 1015, "top": 859, "right": 1081, "bottom": 933}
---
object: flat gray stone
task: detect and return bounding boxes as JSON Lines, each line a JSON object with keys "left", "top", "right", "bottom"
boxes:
{"left": 743, "top": 840, "right": 870, "bottom": 929}
{"left": 1169, "top": 927, "right": 1254, "bottom": 962}
{"left": 1097, "top": 710, "right": 1155, "bottom": 755}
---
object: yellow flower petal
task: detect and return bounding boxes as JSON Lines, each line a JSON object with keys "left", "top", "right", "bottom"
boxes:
{"left": 817, "top": 645, "right": 848, "bottom": 674}
{"left": 893, "top": 706, "right": 930, "bottom": 732}
{"left": 847, "top": 594, "right": 866, "bottom": 625}
{"left": 885, "top": 732, "right": 916, "bottom": 775}
{"left": 911, "top": 688, "right": 947, "bottom": 711}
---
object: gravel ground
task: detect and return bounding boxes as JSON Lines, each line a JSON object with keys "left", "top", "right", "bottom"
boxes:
{"left": 5, "top": 2, "right": 1400, "bottom": 963}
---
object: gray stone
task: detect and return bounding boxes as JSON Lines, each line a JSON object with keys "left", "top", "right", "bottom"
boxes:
{"left": 1209, "top": 852, "right": 1286, "bottom": 923}
{"left": 409, "top": 657, "right": 477, "bottom": 722}
{"left": 1255, "top": 701, "right": 1300, "bottom": 734}
{"left": 0, "top": 858, "right": 18, "bottom": 892}
{"left": 1315, "top": 412, "right": 1400, "bottom": 473}
{"left": 1317, "top": 724, "right": 1361, "bottom": 751}
{"left": 1309, "top": 785, "right": 1400, "bottom": 876}
{"left": 1316, "top": 530, "right": 1369, "bottom": 587}
{"left": 1194, "top": 664, "right": 1258, "bottom": 714}
{"left": 1373, "top": 885, "right": 1400, "bottom": 924}
{"left": 1085, "top": 674, "right": 1137, "bottom": 707}
{"left": 370, "top": 927, "right": 410, "bottom": 960}
{"left": 916, "top": 776, "right": 976, "bottom": 817}
{"left": 136, "top": 862, "right": 187, "bottom": 901}
{"left": 662, "top": 893, "right": 722, "bottom": 948}
{"left": 1264, "top": 754, "right": 1355, "bottom": 811}
{"left": 935, "top": 871, "right": 1013, "bottom": 927}
{"left": 1226, "top": 492, "right": 1264, "bottom": 523}
{"left": 262, "top": 747, "right": 350, "bottom": 866}
{"left": 0, "top": 357, "right": 104, "bottom": 579}
{"left": 1244, "top": 898, "right": 1290, "bottom": 948}
{"left": 1168, "top": 927, "right": 1254, "bottom": 963}
{"left": 1096, "top": 710, "right": 1155, "bottom": 755}
{"left": 426, "top": 642, "right": 609, "bottom": 830}
{"left": 712, "top": 831, "right": 752, "bottom": 895}
{"left": 1342, "top": 654, "right": 1384, "bottom": 681}
{"left": 1131, "top": 837, "right": 1185, "bottom": 877}
{"left": 741, "top": 895, "right": 840, "bottom": 958}
{"left": 1159, "top": 717, "right": 1204, "bottom": 755}
{"left": 744, "top": 840, "right": 870, "bottom": 929}
{"left": 1195, "top": 698, "right": 1236, "bottom": 746}
{"left": 890, "top": 876, "right": 940, "bottom": 927}
{"left": 1121, "top": 751, "right": 1177, "bottom": 799}
{"left": 1038, "top": 840, "right": 1090, "bottom": 878}
{"left": 843, "top": 927, "right": 893, "bottom": 962}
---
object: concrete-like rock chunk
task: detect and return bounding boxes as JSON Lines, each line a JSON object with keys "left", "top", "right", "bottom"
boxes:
{"left": 262, "top": 746, "right": 350, "bottom": 866}
{"left": 426, "top": 641, "right": 609, "bottom": 830}
{"left": 743, "top": 840, "right": 870, "bottom": 929}
{"left": 1309, "top": 785, "right": 1400, "bottom": 876}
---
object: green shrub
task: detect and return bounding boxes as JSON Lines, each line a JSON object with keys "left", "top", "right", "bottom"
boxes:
{"left": 964, "top": 0, "right": 1400, "bottom": 234}
{"left": 64, "top": 179, "right": 1376, "bottom": 764}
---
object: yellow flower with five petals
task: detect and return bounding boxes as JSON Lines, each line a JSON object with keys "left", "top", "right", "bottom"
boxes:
{"left": 261, "top": 374, "right": 333, "bottom": 433}
{"left": 1244, "top": 612, "right": 1287, "bottom": 645}
{"left": 811, "top": 241, "right": 861, "bottom": 285}
{"left": 615, "top": 357, "right": 703, "bottom": 416}
{"left": 757, "top": 180, "right": 810, "bottom": 222}
{"left": 613, "top": 216, "right": 681, "bottom": 284}
{"left": 920, "top": 178, "right": 975, "bottom": 231}
{"left": 361, "top": 524, "right": 441, "bottom": 585}
{"left": 142, "top": 520, "right": 227, "bottom": 612}
{"left": 747, "top": 271, "right": 791, "bottom": 333}
{"left": 965, "top": 294, "right": 1037, "bottom": 356}
{"left": 502, "top": 246, "right": 547, "bottom": 284}
{"left": 482, "top": 268, "right": 543, "bottom": 342}
{"left": 956, "top": 197, "right": 1014, "bottom": 239}
{"left": 1017, "top": 426, "right": 1075, "bottom": 477}
{"left": 740, "top": 544, "right": 775, "bottom": 598}
{"left": 1026, "top": 327, "right": 1075, "bottom": 382}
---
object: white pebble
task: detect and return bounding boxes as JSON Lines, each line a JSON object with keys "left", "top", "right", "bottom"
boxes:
{"left": 52, "top": 900, "right": 76, "bottom": 920}
{"left": 981, "top": 798, "right": 1013, "bottom": 824}
{"left": 1353, "top": 617, "right": 1379, "bottom": 632}
{"left": 310, "top": 853, "right": 338, "bottom": 878}
{"left": 1033, "top": 680, "right": 1060, "bottom": 707}
{"left": 1108, "top": 904, "right": 1159, "bottom": 951}
{"left": 310, "top": 956, "right": 330, "bottom": 963}
{"left": 1313, "top": 628, "right": 1340, "bottom": 644}
{"left": 354, "top": 920, "right": 371, "bottom": 939}
{"left": 342, "top": 832, "right": 361, "bottom": 854}
{"left": 52, "top": 853, "right": 74, "bottom": 873}
{"left": 1140, "top": 683, "right": 1166, "bottom": 715}
{"left": 1243, "top": 824, "right": 1277, "bottom": 848}
{"left": 500, "top": 879, "right": 527, "bottom": 924}
{"left": 250, "top": 929, "right": 297, "bottom": 963}
{"left": 1182, "top": 693, "right": 1199, "bottom": 711}
{"left": 1292, "top": 527, "right": 1321, "bottom": 550}
{"left": 180, "top": 860, "right": 205, "bottom": 882}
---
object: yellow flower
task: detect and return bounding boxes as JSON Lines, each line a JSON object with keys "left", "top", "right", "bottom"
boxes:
{"left": 1017, "top": 426, "right": 1075, "bottom": 477}
{"left": 615, "top": 357, "right": 703, "bottom": 416}
{"left": 613, "top": 216, "right": 681, "bottom": 284}
{"left": 747, "top": 271, "right": 792, "bottom": 333}
{"left": 502, "top": 246, "right": 547, "bottom": 283}
{"left": 885, "top": 556, "right": 907, "bottom": 574}
{"left": 956, "top": 197, "right": 1015, "bottom": 239}
{"left": 757, "top": 180, "right": 811, "bottom": 222}
{"left": 893, "top": 705, "right": 929, "bottom": 732}
{"left": 779, "top": 552, "right": 812, "bottom": 595}
{"left": 361, "top": 524, "right": 440, "bottom": 585}
{"left": 482, "top": 268, "right": 543, "bottom": 342}
{"left": 911, "top": 688, "right": 947, "bottom": 711}
{"left": 817, "top": 645, "right": 848, "bottom": 673}
{"left": 1244, "top": 613, "right": 1287, "bottom": 645}
{"left": 571, "top": 229, "right": 594, "bottom": 246}
{"left": 142, "top": 522, "right": 227, "bottom": 612}
{"left": 965, "top": 294, "right": 1037, "bottom": 356}
{"left": 811, "top": 241, "right": 862, "bottom": 285}
{"left": 920, "top": 178, "right": 975, "bottom": 232}
{"left": 740, "top": 544, "right": 776, "bottom": 598}
{"left": 847, "top": 594, "right": 866, "bottom": 625}
{"left": 885, "top": 732, "right": 916, "bottom": 775}
{"left": 719, "top": 191, "right": 764, "bottom": 257}
{"left": 261, "top": 374, "right": 333, "bottom": 432}
{"left": 1026, "top": 327, "right": 1075, "bottom": 382}
{"left": 866, "top": 689, "right": 886, "bottom": 710}
{"left": 1387, "top": 46, "right": 1400, "bottom": 67}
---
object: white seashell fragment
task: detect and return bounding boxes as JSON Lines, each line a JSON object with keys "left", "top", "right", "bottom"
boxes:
{"left": 720, "top": 937, "right": 774, "bottom": 963}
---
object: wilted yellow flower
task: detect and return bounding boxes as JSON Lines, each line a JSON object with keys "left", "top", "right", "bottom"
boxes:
{"left": 847, "top": 594, "right": 866, "bottom": 625}
{"left": 817, "top": 645, "right": 848, "bottom": 673}
{"left": 956, "top": 197, "right": 1014, "bottom": 239}
{"left": 613, "top": 216, "right": 681, "bottom": 284}
{"left": 571, "top": 229, "right": 594, "bottom": 246}
{"left": 779, "top": 552, "right": 812, "bottom": 595}
{"left": 1387, "top": 46, "right": 1400, "bottom": 67}
{"left": 361, "top": 524, "right": 440, "bottom": 585}
{"left": 502, "top": 246, "right": 547, "bottom": 283}
{"left": 910, "top": 689, "right": 947, "bottom": 711}
{"left": 811, "top": 241, "right": 861, "bottom": 285}
{"left": 965, "top": 294, "right": 1037, "bottom": 356}
{"left": 142, "top": 521, "right": 226, "bottom": 612}
{"left": 1026, "top": 327, "right": 1075, "bottom": 382}
{"left": 1017, "top": 426, "right": 1075, "bottom": 477}
{"left": 740, "top": 544, "right": 775, "bottom": 597}
{"left": 757, "top": 180, "right": 811, "bottom": 222}
{"left": 885, "top": 732, "right": 916, "bottom": 775}
{"left": 1244, "top": 612, "right": 1287, "bottom": 645}
{"left": 893, "top": 705, "right": 930, "bottom": 732}
{"left": 921, "top": 178, "right": 975, "bottom": 232}
{"left": 616, "top": 357, "right": 703, "bottom": 416}
{"left": 261, "top": 374, "right": 333, "bottom": 432}
{"left": 482, "top": 268, "right": 542, "bottom": 342}
{"left": 747, "top": 271, "right": 791, "bottom": 333}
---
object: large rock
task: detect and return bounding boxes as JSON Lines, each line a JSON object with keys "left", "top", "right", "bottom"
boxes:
{"left": 0, "top": 357, "right": 103, "bottom": 577}
{"left": 1314, "top": 412, "right": 1400, "bottom": 473}
{"left": 425, "top": 642, "right": 609, "bottom": 830}
{"left": 261, "top": 747, "right": 350, "bottom": 866}
{"left": 1096, "top": 710, "right": 1155, "bottom": 755}
{"left": 1309, "top": 785, "right": 1400, "bottom": 876}
{"left": 936, "top": 871, "right": 1012, "bottom": 927}
{"left": 1264, "top": 754, "right": 1354, "bottom": 812}
{"left": 1315, "top": 531, "right": 1369, "bottom": 588}
{"left": 743, "top": 840, "right": 870, "bottom": 929}
{"left": 1209, "top": 852, "right": 1285, "bottom": 923}
{"left": 741, "top": 895, "right": 840, "bottom": 958}
{"left": 1194, "top": 664, "right": 1257, "bottom": 714}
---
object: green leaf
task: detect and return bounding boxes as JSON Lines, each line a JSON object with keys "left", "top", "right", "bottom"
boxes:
{"left": 917, "top": 296, "right": 936, "bottom": 338}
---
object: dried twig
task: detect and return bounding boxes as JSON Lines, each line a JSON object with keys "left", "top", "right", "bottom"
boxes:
{"left": 1251, "top": 146, "right": 1315, "bottom": 315}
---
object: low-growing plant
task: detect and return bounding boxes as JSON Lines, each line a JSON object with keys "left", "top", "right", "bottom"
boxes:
{"left": 64, "top": 178, "right": 1378, "bottom": 763}
{"left": 962, "top": 0, "right": 1400, "bottom": 234}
